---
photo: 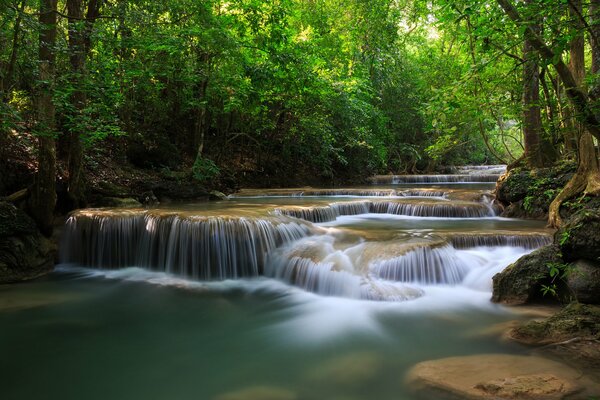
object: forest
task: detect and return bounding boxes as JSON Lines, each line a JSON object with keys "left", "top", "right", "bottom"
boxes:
{"left": 2, "top": 0, "right": 599, "bottom": 232}
{"left": 2, "top": 1, "right": 600, "bottom": 398}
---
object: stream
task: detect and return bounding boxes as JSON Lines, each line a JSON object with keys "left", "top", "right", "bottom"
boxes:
{"left": 0, "top": 166, "right": 553, "bottom": 400}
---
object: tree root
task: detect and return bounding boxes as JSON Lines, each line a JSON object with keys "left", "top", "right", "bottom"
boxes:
{"left": 547, "top": 132, "right": 600, "bottom": 228}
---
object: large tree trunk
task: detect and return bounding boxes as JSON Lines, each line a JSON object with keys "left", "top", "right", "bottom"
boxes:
{"left": 29, "top": 0, "right": 58, "bottom": 236}
{"left": 497, "top": 0, "right": 600, "bottom": 142}
{"left": 65, "top": 0, "right": 101, "bottom": 209}
{"left": 547, "top": 0, "right": 600, "bottom": 227}
{"left": 66, "top": 0, "right": 86, "bottom": 209}
{"left": 522, "top": 0, "right": 545, "bottom": 168}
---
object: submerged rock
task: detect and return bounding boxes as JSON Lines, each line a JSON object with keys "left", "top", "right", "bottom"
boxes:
{"left": 492, "top": 245, "right": 562, "bottom": 305}
{"left": 509, "top": 303, "right": 600, "bottom": 378}
{"left": 556, "top": 209, "right": 600, "bottom": 263}
{"left": 213, "top": 385, "right": 297, "bottom": 400}
{"left": 0, "top": 201, "right": 54, "bottom": 283}
{"left": 406, "top": 353, "right": 597, "bottom": 399}
{"left": 510, "top": 303, "right": 600, "bottom": 345}
{"left": 306, "top": 351, "right": 383, "bottom": 386}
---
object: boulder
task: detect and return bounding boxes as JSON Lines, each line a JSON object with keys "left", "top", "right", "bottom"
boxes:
{"left": 213, "top": 386, "right": 297, "bottom": 400}
{"left": 492, "top": 245, "right": 562, "bottom": 305}
{"left": 496, "top": 169, "right": 533, "bottom": 204}
{"left": 209, "top": 190, "right": 229, "bottom": 201}
{"left": 0, "top": 201, "right": 54, "bottom": 283}
{"left": 509, "top": 303, "right": 600, "bottom": 346}
{"left": 406, "top": 354, "right": 598, "bottom": 399}
{"left": 509, "top": 303, "right": 600, "bottom": 377}
{"left": 567, "top": 260, "right": 600, "bottom": 304}
{"left": 556, "top": 209, "right": 600, "bottom": 263}
{"left": 95, "top": 197, "right": 142, "bottom": 208}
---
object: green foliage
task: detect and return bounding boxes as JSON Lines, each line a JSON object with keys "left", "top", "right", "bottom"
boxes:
{"left": 541, "top": 261, "right": 573, "bottom": 298}
{"left": 192, "top": 157, "right": 220, "bottom": 183}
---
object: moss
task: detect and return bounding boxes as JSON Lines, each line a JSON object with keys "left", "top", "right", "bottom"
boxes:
{"left": 0, "top": 202, "right": 38, "bottom": 237}
{"left": 496, "top": 161, "right": 576, "bottom": 219}
{"left": 492, "top": 245, "right": 565, "bottom": 305}
{"left": 512, "top": 303, "right": 600, "bottom": 345}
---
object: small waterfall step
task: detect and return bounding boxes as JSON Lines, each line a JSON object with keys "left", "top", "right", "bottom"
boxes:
{"left": 274, "top": 199, "right": 496, "bottom": 223}
{"left": 370, "top": 174, "right": 501, "bottom": 184}
{"left": 61, "top": 210, "right": 311, "bottom": 279}
{"left": 232, "top": 188, "right": 448, "bottom": 198}
{"left": 445, "top": 232, "right": 552, "bottom": 249}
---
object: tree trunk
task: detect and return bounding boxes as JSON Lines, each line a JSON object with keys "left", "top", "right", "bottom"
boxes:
{"left": 547, "top": 0, "right": 600, "bottom": 227}
{"left": 497, "top": 0, "right": 600, "bottom": 143}
{"left": 522, "top": 0, "right": 545, "bottom": 168}
{"left": 65, "top": 0, "right": 101, "bottom": 209}
{"left": 67, "top": 0, "right": 86, "bottom": 209}
{"left": 1, "top": 0, "right": 25, "bottom": 102}
{"left": 29, "top": 0, "right": 58, "bottom": 236}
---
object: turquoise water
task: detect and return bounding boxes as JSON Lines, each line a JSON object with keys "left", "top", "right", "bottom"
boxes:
{"left": 1, "top": 268, "right": 528, "bottom": 400}
{"left": 1, "top": 178, "right": 546, "bottom": 399}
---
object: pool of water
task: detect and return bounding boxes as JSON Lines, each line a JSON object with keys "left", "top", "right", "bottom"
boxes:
{"left": 1, "top": 267, "right": 530, "bottom": 400}
{"left": 1, "top": 177, "right": 548, "bottom": 400}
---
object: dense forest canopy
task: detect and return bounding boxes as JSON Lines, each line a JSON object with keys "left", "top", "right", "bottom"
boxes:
{"left": 1, "top": 0, "right": 600, "bottom": 230}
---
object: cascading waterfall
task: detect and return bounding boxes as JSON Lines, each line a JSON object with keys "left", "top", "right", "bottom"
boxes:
{"left": 58, "top": 165, "right": 550, "bottom": 302}
{"left": 264, "top": 237, "right": 425, "bottom": 301}
{"left": 448, "top": 233, "right": 552, "bottom": 249}
{"left": 61, "top": 211, "right": 311, "bottom": 279}
{"left": 370, "top": 245, "right": 473, "bottom": 285}
{"left": 370, "top": 174, "right": 502, "bottom": 184}
{"left": 233, "top": 188, "right": 448, "bottom": 198}
{"left": 275, "top": 199, "right": 496, "bottom": 222}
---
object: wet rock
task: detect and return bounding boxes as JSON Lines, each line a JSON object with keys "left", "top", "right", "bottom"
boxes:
{"left": 509, "top": 303, "right": 600, "bottom": 378}
{"left": 495, "top": 163, "right": 575, "bottom": 219}
{"left": 139, "top": 191, "right": 159, "bottom": 206}
{"left": 96, "top": 197, "right": 142, "bottom": 208}
{"left": 406, "top": 354, "right": 594, "bottom": 399}
{"left": 213, "top": 385, "right": 297, "bottom": 400}
{"left": 567, "top": 260, "right": 600, "bottom": 304}
{"left": 496, "top": 169, "right": 534, "bottom": 204}
{"left": 509, "top": 303, "right": 600, "bottom": 346}
{"left": 209, "top": 190, "right": 229, "bottom": 201}
{"left": 556, "top": 209, "right": 600, "bottom": 263}
{"left": 0, "top": 201, "right": 54, "bottom": 283}
{"left": 492, "top": 245, "right": 562, "bottom": 305}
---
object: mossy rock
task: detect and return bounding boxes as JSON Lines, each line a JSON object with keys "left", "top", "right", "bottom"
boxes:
{"left": 556, "top": 209, "right": 600, "bottom": 263}
{"left": 96, "top": 197, "right": 142, "bottom": 208}
{"left": 0, "top": 202, "right": 38, "bottom": 237}
{"left": 511, "top": 303, "right": 600, "bottom": 345}
{"left": 492, "top": 245, "right": 563, "bottom": 305}
{"left": 567, "top": 260, "right": 600, "bottom": 304}
{"left": 495, "top": 162, "right": 576, "bottom": 219}
{"left": 0, "top": 201, "right": 54, "bottom": 283}
{"left": 496, "top": 168, "right": 532, "bottom": 204}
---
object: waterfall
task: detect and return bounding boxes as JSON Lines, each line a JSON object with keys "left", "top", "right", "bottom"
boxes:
{"left": 448, "top": 233, "right": 552, "bottom": 249}
{"left": 264, "top": 237, "right": 425, "bottom": 301}
{"left": 370, "top": 245, "right": 471, "bottom": 285}
{"left": 61, "top": 211, "right": 311, "bottom": 279}
{"left": 275, "top": 200, "right": 496, "bottom": 222}
{"left": 370, "top": 174, "right": 501, "bottom": 184}
{"left": 369, "top": 201, "right": 495, "bottom": 218}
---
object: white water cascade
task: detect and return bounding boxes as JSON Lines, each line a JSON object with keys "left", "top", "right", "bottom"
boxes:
{"left": 59, "top": 165, "right": 550, "bottom": 302}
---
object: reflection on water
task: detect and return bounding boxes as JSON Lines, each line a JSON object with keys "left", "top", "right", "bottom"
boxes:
{"left": 1, "top": 174, "right": 554, "bottom": 400}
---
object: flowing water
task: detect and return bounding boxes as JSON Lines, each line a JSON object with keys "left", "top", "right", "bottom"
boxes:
{"left": 0, "top": 165, "right": 555, "bottom": 400}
